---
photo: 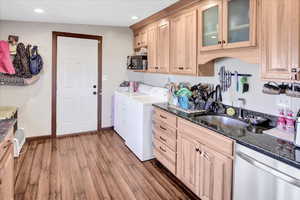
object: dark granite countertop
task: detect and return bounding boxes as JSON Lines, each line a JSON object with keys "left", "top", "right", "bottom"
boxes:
{"left": 153, "top": 103, "right": 300, "bottom": 169}
{"left": 0, "top": 119, "right": 16, "bottom": 143}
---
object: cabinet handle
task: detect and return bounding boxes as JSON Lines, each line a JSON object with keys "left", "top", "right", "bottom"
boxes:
{"left": 218, "top": 41, "right": 222, "bottom": 44}
{"left": 2, "top": 140, "right": 11, "bottom": 150}
{"left": 159, "top": 146, "right": 166, "bottom": 152}
{"left": 222, "top": 40, "right": 226, "bottom": 44}
{"left": 196, "top": 148, "right": 203, "bottom": 155}
{"left": 203, "top": 152, "right": 209, "bottom": 159}
{"left": 155, "top": 67, "right": 159, "bottom": 69}
{"left": 159, "top": 126, "right": 166, "bottom": 131}
{"left": 178, "top": 67, "right": 184, "bottom": 70}
{"left": 159, "top": 115, "right": 167, "bottom": 119}
{"left": 159, "top": 136, "right": 167, "bottom": 142}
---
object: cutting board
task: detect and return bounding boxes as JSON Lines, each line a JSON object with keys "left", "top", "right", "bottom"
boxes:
{"left": 263, "top": 128, "right": 294, "bottom": 143}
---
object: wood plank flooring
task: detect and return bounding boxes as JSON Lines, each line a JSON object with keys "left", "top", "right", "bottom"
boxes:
{"left": 14, "top": 130, "right": 198, "bottom": 200}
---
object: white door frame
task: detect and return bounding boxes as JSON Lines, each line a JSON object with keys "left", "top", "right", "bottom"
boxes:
{"left": 52, "top": 31, "right": 102, "bottom": 137}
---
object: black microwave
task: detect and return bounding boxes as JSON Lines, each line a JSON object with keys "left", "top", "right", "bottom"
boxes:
{"left": 127, "top": 55, "right": 147, "bottom": 70}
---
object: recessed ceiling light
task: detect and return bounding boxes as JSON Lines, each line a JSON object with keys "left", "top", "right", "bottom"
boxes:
{"left": 34, "top": 8, "right": 44, "bottom": 14}
{"left": 131, "top": 16, "right": 139, "bottom": 20}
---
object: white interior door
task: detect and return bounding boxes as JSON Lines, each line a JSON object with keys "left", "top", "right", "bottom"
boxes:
{"left": 57, "top": 37, "right": 98, "bottom": 135}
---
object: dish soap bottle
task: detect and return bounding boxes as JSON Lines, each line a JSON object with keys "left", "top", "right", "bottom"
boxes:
{"left": 286, "top": 109, "right": 296, "bottom": 134}
{"left": 277, "top": 108, "right": 286, "bottom": 131}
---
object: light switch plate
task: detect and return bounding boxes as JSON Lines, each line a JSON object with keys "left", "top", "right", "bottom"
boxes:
{"left": 103, "top": 75, "right": 108, "bottom": 81}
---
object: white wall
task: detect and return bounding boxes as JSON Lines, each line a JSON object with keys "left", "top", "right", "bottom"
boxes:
{"left": 128, "top": 58, "right": 300, "bottom": 116}
{"left": 0, "top": 20, "right": 133, "bottom": 137}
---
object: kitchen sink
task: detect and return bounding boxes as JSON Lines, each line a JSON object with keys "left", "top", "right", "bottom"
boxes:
{"left": 196, "top": 115, "right": 249, "bottom": 129}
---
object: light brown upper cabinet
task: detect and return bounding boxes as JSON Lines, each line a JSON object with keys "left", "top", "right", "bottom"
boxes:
{"left": 260, "top": 0, "right": 300, "bottom": 81}
{"left": 147, "top": 24, "right": 158, "bottom": 72}
{"left": 147, "top": 20, "right": 170, "bottom": 73}
{"left": 134, "top": 33, "right": 140, "bottom": 49}
{"left": 199, "top": 0, "right": 257, "bottom": 51}
{"left": 157, "top": 20, "right": 170, "bottom": 73}
{"left": 170, "top": 10, "right": 198, "bottom": 75}
{"left": 133, "top": 28, "right": 148, "bottom": 49}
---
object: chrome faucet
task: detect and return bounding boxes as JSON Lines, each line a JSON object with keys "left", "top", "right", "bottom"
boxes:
{"left": 237, "top": 98, "right": 246, "bottom": 119}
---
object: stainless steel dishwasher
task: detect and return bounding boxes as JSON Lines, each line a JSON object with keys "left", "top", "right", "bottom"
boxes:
{"left": 233, "top": 144, "right": 300, "bottom": 200}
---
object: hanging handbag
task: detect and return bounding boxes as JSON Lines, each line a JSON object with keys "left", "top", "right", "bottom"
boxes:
{"left": 29, "top": 46, "right": 43, "bottom": 75}
{"left": 13, "top": 43, "right": 32, "bottom": 78}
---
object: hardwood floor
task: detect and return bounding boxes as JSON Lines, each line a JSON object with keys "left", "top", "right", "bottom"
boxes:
{"left": 14, "top": 130, "right": 198, "bottom": 200}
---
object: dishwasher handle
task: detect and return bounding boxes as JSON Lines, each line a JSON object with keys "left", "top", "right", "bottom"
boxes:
{"left": 236, "top": 151, "right": 300, "bottom": 188}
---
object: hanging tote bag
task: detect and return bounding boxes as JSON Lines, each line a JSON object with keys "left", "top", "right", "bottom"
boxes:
{"left": 0, "top": 40, "right": 15, "bottom": 75}
{"left": 29, "top": 46, "right": 43, "bottom": 75}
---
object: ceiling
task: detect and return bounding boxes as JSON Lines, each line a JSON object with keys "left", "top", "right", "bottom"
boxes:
{"left": 0, "top": 0, "right": 179, "bottom": 27}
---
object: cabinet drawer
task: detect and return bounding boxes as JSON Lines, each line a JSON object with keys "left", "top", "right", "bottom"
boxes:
{"left": 153, "top": 128, "right": 176, "bottom": 151}
{"left": 154, "top": 138, "right": 176, "bottom": 162}
{"left": 154, "top": 149, "right": 176, "bottom": 174}
{"left": 0, "top": 128, "right": 13, "bottom": 161}
{"left": 0, "top": 140, "right": 12, "bottom": 162}
{"left": 154, "top": 108, "right": 177, "bottom": 128}
{"left": 178, "top": 118, "right": 234, "bottom": 157}
{"left": 153, "top": 121, "right": 176, "bottom": 149}
{"left": 0, "top": 143, "right": 14, "bottom": 200}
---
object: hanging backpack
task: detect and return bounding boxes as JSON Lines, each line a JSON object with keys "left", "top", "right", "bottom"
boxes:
{"left": 29, "top": 46, "right": 43, "bottom": 75}
{"left": 13, "top": 43, "right": 32, "bottom": 78}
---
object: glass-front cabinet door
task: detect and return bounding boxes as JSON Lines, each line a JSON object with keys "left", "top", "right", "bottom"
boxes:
{"left": 199, "top": 1, "right": 223, "bottom": 51}
{"left": 199, "top": 0, "right": 257, "bottom": 52}
{"left": 223, "top": 0, "right": 256, "bottom": 48}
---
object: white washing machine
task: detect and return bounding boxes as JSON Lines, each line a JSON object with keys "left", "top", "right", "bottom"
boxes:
{"left": 113, "top": 84, "right": 152, "bottom": 140}
{"left": 114, "top": 85, "right": 168, "bottom": 161}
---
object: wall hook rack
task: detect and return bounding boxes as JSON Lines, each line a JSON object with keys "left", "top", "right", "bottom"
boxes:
{"left": 217, "top": 72, "right": 252, "bottom": 77}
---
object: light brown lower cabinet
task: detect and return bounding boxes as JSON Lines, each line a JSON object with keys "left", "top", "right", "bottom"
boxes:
{"left": 176, "top": 134, "right": 201, "bottom": 194}
{"left": 177, "top": 132, "right": 233, "bottom": 200}
{"left": 153, "top": 107, "right": 233, "bottom": 200}
{"left": 199, "top": 145, "right": 232, "bottom": 200}
{"left": 0, "top": 143, "right": 14, "bottom": 200}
